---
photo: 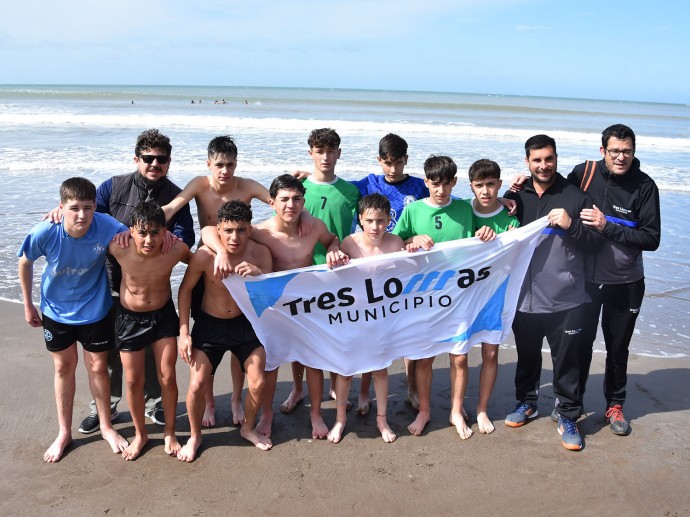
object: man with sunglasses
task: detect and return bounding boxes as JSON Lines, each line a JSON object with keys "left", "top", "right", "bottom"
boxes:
{"left": 568, "top": 124, "right": 660, "bottom": 436}
{"left": 77, "top": 128, "right": 195, "bottom": 434}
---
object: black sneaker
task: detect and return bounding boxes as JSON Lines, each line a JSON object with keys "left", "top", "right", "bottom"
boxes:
{"left": 145, "top": 408, "right": 165, "bottom": 426}
{"left": 605, "top": 404, "right": 631, "bottom": 436}
{"left": 78, "top": 409, "right": 119, "bottom": 434}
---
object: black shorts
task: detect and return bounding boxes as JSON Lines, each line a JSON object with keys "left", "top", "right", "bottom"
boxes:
{"left": 42, "top": 313, "right": 114, "bottom": 353}
{"left": 191, "top": 311, "right": 262, "bottom": 375}
{"left": 115, "top": 298, "right": 179, "bottom": 352}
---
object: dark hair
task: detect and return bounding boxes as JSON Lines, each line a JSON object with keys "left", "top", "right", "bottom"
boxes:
{"left": 135, "top": 129, "right": 172, "bottom": 157}
{"left": 217, "top": 200, "right": 252, "bottom": 224}
{"left": 468, "top": 159, "right": 501, "bottom": 182}
{"left": 358, "top": 193, "right": 391, "bottom": 215}
{"left": 208, "top": 135, "right": 238, "bottom": 160}
{"left": 60, "top": 177, "right": 96, "bottom": 203}
{"left": 130, "top": 201, "right": 166, "bottom": 229}
{"left": 308, "top": 128, "right": 340, "bottom": 149}
{"left": 269, "top": 174, "right": 306, "bottom": 198}
{"left": 602, "top": 124, "right": 636, "bottom": 151}
{"left": 378, "top": 133, "right": 408, "bottom": 160}
{"left": 424, "top": 155, "right": 457, "bottom": 183}
{"left": 524, "top": 134, "right": 557, "bottom": 158}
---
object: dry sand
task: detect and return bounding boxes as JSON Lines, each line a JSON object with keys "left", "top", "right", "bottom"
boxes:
{"left": 0, "top": 300, "right": 688, "bottom": 516}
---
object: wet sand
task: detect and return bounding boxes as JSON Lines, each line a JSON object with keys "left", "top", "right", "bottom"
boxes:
{"left": 0, "top": 300, "right": 688, "bottom": 516}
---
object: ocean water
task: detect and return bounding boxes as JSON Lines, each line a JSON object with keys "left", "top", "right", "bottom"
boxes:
{"left": 1, "top": 85, "right": 688, "bottom": 356}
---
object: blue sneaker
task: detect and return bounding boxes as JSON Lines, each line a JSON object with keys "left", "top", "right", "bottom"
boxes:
{"left": 557, "top": 416, "right": 583, "bottom": 451}
{"left": 504, "top": 402, "right": 538, "bottom": 428}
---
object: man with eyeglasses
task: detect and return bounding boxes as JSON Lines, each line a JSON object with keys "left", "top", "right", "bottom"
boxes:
{"left": 568, "top": 124, "right": 661, "bottom": 436}
{"left": 77, "top": 128, "right": 195, "bottom": 434}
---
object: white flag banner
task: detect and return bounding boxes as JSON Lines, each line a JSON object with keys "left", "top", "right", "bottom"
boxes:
{"left": 224, "top": 217, "right": 548, "bottom": 376}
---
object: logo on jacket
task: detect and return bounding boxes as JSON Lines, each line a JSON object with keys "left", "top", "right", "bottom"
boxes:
{"left": 44, "top": 329, "right": 53, "bottom": 342}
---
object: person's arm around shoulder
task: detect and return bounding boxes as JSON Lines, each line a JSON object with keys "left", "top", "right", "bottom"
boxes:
{"left": 162, "top": 176, "right": 204, "bottom": 222}
{"left": 508, "top": 174, "right": 530, "bottom": 193}
{"left": 200, "top": 225, "right": 232, "bottom": 278}
{"left": 18, "top": 255, "right": 42, "bottom": 327}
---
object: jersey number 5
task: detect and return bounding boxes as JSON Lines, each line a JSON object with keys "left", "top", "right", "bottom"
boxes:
{"left": 434, "top": 215, "right": 443, "bottom": 230}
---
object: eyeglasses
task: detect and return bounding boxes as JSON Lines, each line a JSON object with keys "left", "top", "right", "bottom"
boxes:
{"left": 606, "top": 149, "right": 634, "bottom": 159}
{"left": 139, "top": 154, "right": 170, "bottom": 164}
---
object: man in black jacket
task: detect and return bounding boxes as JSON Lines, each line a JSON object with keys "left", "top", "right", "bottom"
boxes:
{"left": 504, "top": 134, "right": 603, "bottom": 451}
{"left": 78, "top": 129, "right": 195, "bottom": 434}
{"left": 568, "top": 124, "right": 661, "bottom": 436}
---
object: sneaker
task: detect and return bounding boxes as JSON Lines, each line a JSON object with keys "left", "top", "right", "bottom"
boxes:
{"left": 78, "top": 409, "right": 119, "bottom": 434}
{"left": 551, "top": 408, "right": 559, "bottom": 423}
{"left": 605, "top": 404, "right": 631, "bottom": 436}
{"left": 557, "top": 416, "right": 583, "bottom": 451}
{"left": 505, "top": 402, "right": 538, "bottom": 428}
{"left": 145, "top": 407, "right": 165, "bottom": 426}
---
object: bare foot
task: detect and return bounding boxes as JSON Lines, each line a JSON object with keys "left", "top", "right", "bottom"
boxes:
{"left": 240, "top": 426, "right": 273, "bottom": 451}
{"left": 327, "top": 421, "right": 346, "bottom": 443}
{"left": 231, "top": 397, "right": 244, "bottom": 426}
{"left": 202, "top": 403, "right": 216, "bottom": 428}
{"left": 164, "top": 434, "right": 182, "bottom": 456}
{"left": 101, "top": 427, "right": 128, "bottom": 454}
{"left": 376, "top": 416, "right": 397, "bottom": 443}
{"left": 310, "top": 413, "right": 329, "bottom": 439}
{"left": 256, "top": 412, "right": 273, "bottom": 438}
{"left": 356, "top": 395, "right": 371, "bottom": 416}
{"left": 177, "top": 437, "right": 201, "bottom": 463}
{"left": 122, "top": 435, "right": 149, "bottom": 461}
{"left": 477, "top": 411, "right": 495, "bottom": 434}
{"left": 407, "top": 411, "right": 430, "bottom": 436}
{"left": 450, "top": 412, "right": 474, "bottom": 440}
{"left": 43, "top": 433, "right": 72, "bottom": 463}
{"left": 279, "top": 389, "right": 304, "bottom": 414}
{"left": 404, "top": 392, "right": 420, "bottom": 411}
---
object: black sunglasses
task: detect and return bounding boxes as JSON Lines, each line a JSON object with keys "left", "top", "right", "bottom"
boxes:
{"left": 139, "top": 154, "right": 170, "bottom": 164}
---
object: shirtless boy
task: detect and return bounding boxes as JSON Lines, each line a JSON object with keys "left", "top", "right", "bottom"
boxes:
{"left": 162, "top": 136, "right": 270, "bottom": 429}
{"left": 164, "top": 136, "right": 311, "bottom": 428}
{"left": 18, "top": 177, "right": 129, "bottom": 462}
{"left": 108, "top": 202, "right": 191, "bottom": 460}
{"left": 203, "top": 175, "right": 348, "bottom": 438}
{"left": 328, "top": 193, "right": 402, "bottom": 444}
{"left": 177, "top": 201, "right": 273, "bottom": 461}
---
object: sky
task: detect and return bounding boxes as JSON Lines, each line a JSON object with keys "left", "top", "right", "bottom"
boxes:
{"left": 2, "top": 0, "right": 688, "bottom": 104}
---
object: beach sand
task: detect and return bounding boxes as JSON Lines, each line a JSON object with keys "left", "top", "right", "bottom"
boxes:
{"left": 0, "top": 299, "right": 688, "bottom": 516}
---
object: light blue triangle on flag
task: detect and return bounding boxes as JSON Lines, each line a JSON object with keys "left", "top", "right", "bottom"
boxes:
{"left": 440, "top": 276, "right": 509, "bottom": 343}
{"left": 245, "top": 273, "right": 300, "bottom": 317}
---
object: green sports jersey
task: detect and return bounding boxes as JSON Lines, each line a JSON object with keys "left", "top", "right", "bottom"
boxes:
{"left": 393, "top": 198, "right": 474, "bottom": 243}
{"left": 303, "top": 177, "right": 360, "bottom": 264}
{"left": 472, "top": 201, "right": 520, "bottom": 233}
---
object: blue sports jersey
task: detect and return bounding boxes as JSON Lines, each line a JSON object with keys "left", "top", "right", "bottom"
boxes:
{"left": 350, "top": 174, "right": 429, "bottom": 232}
{"left": 18, "top": 213, "right": 128, "bottom": 325}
